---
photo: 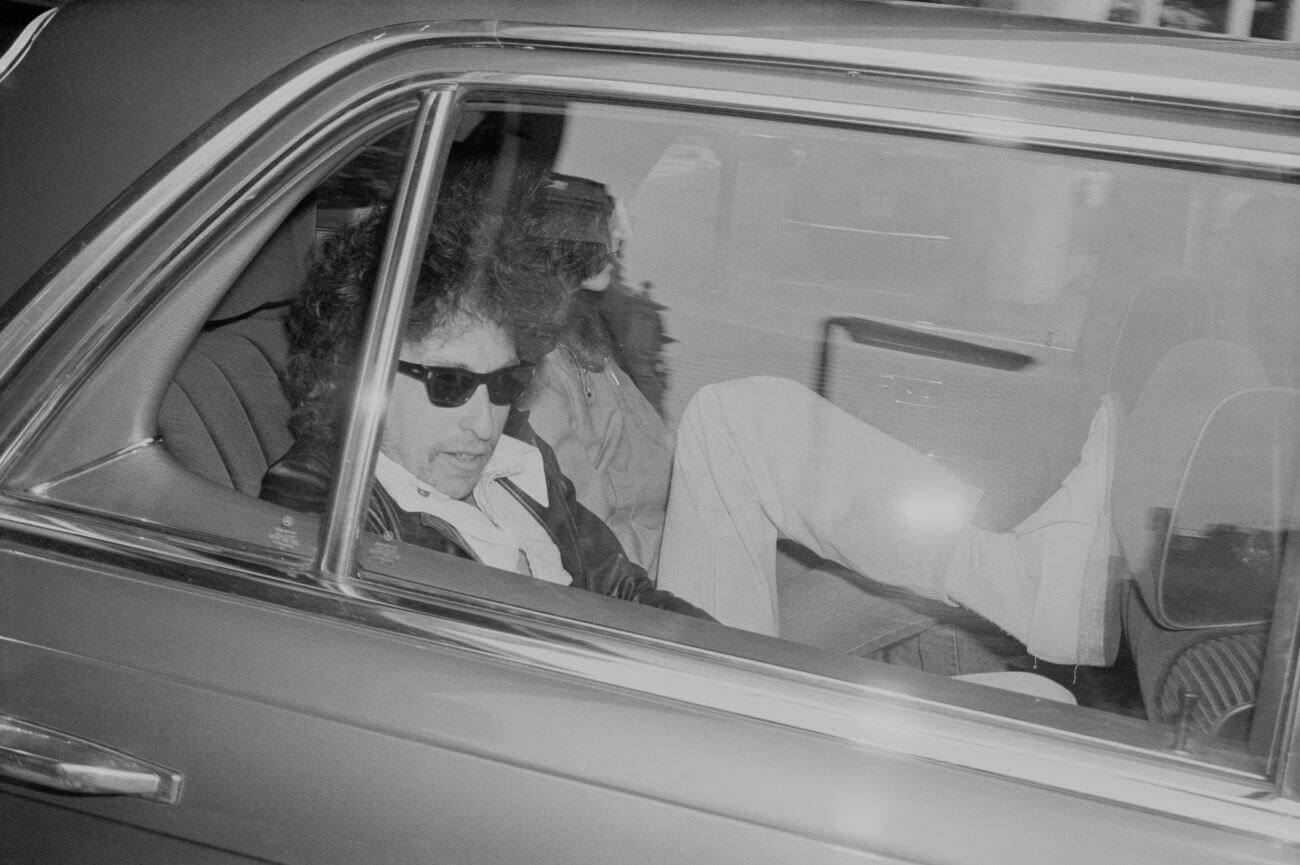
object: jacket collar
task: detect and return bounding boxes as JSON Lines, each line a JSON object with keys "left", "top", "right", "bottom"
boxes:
{"left": 374, "top": 434, "right": 549, "bottom": 508}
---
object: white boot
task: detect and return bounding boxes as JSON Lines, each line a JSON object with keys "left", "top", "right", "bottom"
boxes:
{"left": 945, "top": 394, "right": 1125, "bottom": 666}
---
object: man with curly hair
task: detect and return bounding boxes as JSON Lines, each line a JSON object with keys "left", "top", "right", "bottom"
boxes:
{"left": 262, "top": 162, "right": 708, "bottom": 618}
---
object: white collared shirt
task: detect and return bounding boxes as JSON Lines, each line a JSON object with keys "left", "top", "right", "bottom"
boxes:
{"left": 374, "top": 438, "right": 572, "bottom": 586}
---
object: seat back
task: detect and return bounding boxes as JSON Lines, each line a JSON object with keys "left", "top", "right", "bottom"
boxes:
{"left": 1113, "top": 341, "right": 1299, "bottom": 629}
{"left": 1153, "top": 385, "right": 1300, "bottom": 629}
{"left": 157, "top": 200, "right": 314, "bottom": 496}
{"left": 1113, "top": 338, "right": 1300, "bottom": 737}
{"left": 1113, "top": 340, "right": 1272, "bottom": 620}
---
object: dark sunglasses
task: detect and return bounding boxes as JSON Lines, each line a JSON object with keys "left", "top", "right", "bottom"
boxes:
{"left": 396, "top": 360, "right": 535, "bottom": 408}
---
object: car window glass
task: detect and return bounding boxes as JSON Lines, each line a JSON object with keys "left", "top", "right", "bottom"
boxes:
{"left": 339, "top": 98, "right": 1298, "bottom": 772}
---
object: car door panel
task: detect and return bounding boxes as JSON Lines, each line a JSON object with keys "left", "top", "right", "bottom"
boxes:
{"left": 3, "top": 532, "right": 1297, "bottom": 864}
{"left": 0, "top": 541, "right": 902, "bottom": 864}
{"left": 0, "top": 793, "right": 259, "bottom": 865}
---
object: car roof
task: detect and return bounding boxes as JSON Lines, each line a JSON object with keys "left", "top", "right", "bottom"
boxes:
{"left": 2, "top": 0, "right": 1297, "bottom": 304}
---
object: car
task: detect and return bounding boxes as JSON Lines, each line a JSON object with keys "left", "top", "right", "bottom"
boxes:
{"left": 1, "top": 1, "right": 1298, "bottom": 862}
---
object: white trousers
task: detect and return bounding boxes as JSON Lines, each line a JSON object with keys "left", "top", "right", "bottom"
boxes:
{"left": 657, "top": 377, "right": 984, "bottom": 636}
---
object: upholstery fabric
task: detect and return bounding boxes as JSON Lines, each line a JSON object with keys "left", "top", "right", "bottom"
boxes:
{"left": 158, "top": 199, "right": 313, "bottom": 495}
{"left": 159, "top": 316, "right": 293, "bottom": 496}
{"left": 1155, "top": 632, "right": 1265, "bottom": 739}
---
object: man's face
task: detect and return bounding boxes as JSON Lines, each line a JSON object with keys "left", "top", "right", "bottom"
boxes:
{"left": 381, "top": 316, "right": 516, "bottom": 501}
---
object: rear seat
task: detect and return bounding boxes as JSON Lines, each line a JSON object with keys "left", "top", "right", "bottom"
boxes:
{"left": 1105, "top": 194, "right": 1300, "bottom": 738}
{"left": 157, "top": 199, "right": 314, "bottom": 496}
{"left": 1114, "top": 340, "right": 1298, "bottom": 739}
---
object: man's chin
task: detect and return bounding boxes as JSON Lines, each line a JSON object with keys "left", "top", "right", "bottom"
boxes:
{"left": 425, "top": 465, "right": 485, "bottom": 502}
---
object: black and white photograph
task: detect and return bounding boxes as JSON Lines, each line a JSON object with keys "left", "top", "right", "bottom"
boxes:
{"left": 1, "top": 0, "right": 1298, "bottom": 862}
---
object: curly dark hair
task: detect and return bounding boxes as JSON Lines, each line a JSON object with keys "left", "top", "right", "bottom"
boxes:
{"left": 284, "top": 159, "right": 572, "bottom": 446}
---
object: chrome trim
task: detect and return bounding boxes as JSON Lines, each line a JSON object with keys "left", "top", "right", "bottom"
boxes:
{"left": 309, "top": 19, "right": 1300, "bottom": 120}
{"left": 489, "top": 22, "right": 1300, "bottom": 119}
{"left": 447, "top": 71, "right": 1300, "bottom": 177}
{"left": 0, "top": 7, "right": 56, "bottom": 85}
{"left": 319, "top": 88, "right": 459, "bottom": 588}
{"left": 2, "top": 497, "right": 1299, "bottom": 844}
{"left": 28, "top": 437, "right": 160, "bottom": 496}
{"left": 0, "top": 714, "right": 182, "bottom": 805}
{"left": 0, "top": 498, "right": 316, "bottom": 591}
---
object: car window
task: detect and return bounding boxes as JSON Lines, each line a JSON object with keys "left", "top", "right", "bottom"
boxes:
{"left": 32, "top": 82, "right": 1293, "bottom": 780}
{"left": 337, "top": 96, "right": 1299, "bottom": 773}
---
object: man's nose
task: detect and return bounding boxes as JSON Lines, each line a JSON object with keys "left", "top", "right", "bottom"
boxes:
{"left": 459, "top": 384, "right": 497, "bottom": 438}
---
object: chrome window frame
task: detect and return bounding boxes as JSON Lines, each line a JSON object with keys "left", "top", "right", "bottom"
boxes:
{"left": 317, "top": 87, "right": 460, "bottom": 587}
{"left": 487, "top": 23, "right": 1300, "bottom": 119}
{"left": 0, "top": 24, "right": 1296, "bottom": 842}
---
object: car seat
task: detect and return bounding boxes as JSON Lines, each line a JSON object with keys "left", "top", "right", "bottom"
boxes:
{"left": 156, "top": 199, "right": 314, "bottom": 496}
{"left": 1112, "top": 338, "right": 1299, "bottom": 739}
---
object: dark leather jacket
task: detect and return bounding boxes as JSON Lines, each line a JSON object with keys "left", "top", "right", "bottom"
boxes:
{"left": 260, "top": 411, "right": 710, "bottom": 620}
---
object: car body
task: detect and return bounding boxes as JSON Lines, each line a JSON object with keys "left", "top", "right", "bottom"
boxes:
{"left": 2, "top": 1, "right": 1299, "bottom": 862}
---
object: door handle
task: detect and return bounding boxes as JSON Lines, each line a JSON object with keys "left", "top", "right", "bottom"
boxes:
{"left": 0, "top": 715, "right": 181, "bottom": 804}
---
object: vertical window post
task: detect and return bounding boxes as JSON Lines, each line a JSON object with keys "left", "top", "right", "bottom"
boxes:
{"left": 317, "top": 86, "right": 460, "bottom": 590}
